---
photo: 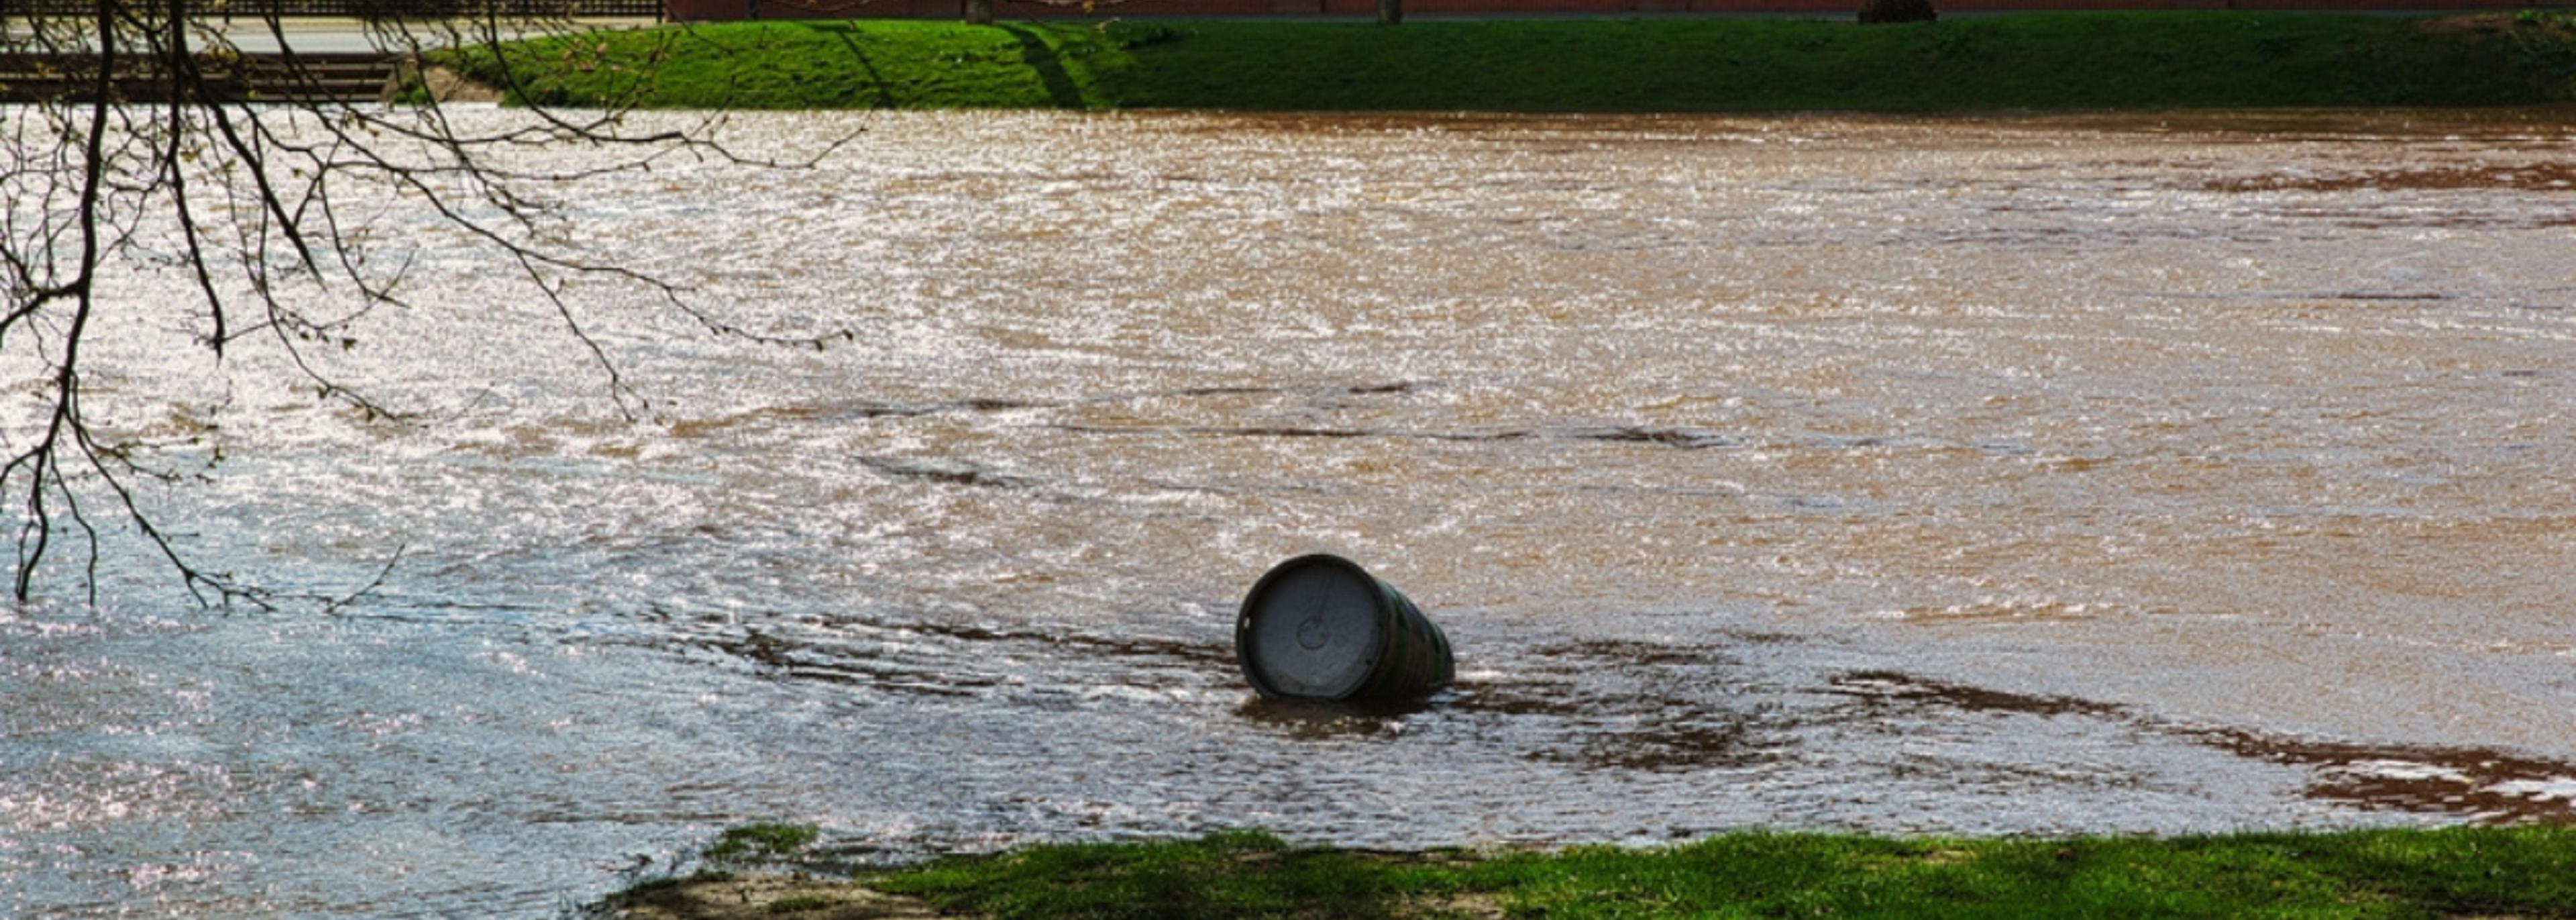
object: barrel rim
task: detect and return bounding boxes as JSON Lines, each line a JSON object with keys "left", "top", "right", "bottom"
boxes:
{"left": 1234, "top": 552, "right": 1393, "bottom": 701}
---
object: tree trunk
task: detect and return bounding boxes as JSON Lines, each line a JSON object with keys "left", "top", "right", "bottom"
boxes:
{"left": 1378, "top": 0, "right": 1401, "bottom": 25}
{"left": 965, "top": 0, "right": 994, "bottom": 24}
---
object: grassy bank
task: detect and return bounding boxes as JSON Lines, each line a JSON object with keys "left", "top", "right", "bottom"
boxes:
{"left": 615, "top": 825, "right": 2576, "bottom": 919}
{"left": 442, "top": 11, "right": 2576, "bottom": 111}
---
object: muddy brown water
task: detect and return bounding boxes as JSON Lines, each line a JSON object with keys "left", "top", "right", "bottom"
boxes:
{"left": 4, "top": 109, "right": 2573, "bottom": 917}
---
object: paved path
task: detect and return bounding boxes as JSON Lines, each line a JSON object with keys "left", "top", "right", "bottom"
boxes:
{"left": 3, "top": 17, "right": 662, "bottom": 56}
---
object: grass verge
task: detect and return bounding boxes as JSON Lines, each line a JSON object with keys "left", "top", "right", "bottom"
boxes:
{"left": 437, "top": 11, "right": 2576, "bottom": 111}
{"left": 868, "top": 827, "right": 2576, "bottom": 919}
{"left": 606, "top": 825, "right": 2576, "bottom": 919}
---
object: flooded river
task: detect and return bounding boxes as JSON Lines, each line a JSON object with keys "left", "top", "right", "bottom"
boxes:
{"left": 5, "top": 108, "right": 2574, "bottom": 917}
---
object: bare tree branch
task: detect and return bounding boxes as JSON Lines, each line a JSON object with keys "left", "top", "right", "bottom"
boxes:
{"left": 2, "top": 1, "right": 865, "bottom": 605}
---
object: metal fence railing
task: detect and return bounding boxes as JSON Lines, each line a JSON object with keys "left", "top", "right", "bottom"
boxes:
{"left": 11, "top": 0, "right": 667, "bottom": 17}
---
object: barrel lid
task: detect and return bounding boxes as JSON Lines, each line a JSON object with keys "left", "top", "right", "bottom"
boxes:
{"left": 1237, "top": 554, "right": 1388, "bottom": 701}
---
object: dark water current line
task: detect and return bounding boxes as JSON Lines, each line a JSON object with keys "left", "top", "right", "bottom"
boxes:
{"left": 6, "top": 108, "right": 2576, "bottom": 918}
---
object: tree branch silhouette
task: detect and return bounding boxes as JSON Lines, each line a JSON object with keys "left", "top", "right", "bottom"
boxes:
{"left": 3, "top": 1, "right": 857, "bottom": 605}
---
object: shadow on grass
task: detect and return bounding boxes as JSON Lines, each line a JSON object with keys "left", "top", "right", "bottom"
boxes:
{"left": 798, "top": 21, "right": 901, "bottom": 109}
{"left": 881, "top": 830, "right": 1438, "bottom": 920}
{"left": 998, "top": 23, "right": 1086, "bottom": 109}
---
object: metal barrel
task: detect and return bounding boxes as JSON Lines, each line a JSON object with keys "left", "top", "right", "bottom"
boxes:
{"left": 1234, "top": 554, "right": 1454, "bottom": 703}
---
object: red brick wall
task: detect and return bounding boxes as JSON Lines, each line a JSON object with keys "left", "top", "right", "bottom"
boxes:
{"left": 663, "top": 0, "right": 2572, "bottom": 23}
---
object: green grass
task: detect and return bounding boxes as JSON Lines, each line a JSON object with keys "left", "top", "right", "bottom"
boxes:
{"left": 702, "top": 821, "right": 823, "bottom": 866}
{"left": 859, "top": 827, "right": 2576, "bottom": 920}
{"left": 437, "top": 11, "right": 2576, "bottom": 111}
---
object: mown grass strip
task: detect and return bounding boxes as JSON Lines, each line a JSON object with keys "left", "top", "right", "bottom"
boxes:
{"left": 438, "top": 11, "right": 2576, "bottom": 111}
{"left": 859, "top": 827, "right": 2576, "bottom": 920}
